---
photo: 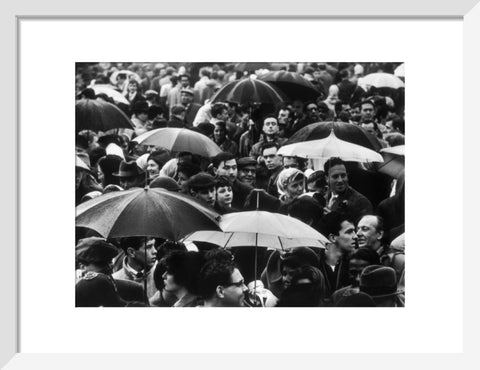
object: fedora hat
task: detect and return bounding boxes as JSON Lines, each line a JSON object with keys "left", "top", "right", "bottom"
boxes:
{"left": 112, "top": 160, "right": 144, "bottom": 178}
{"left": 359, "top": 265, "right": 403, "bottom": 298}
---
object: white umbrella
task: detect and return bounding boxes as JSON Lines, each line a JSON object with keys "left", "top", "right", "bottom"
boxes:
{"left": 358, "top": 72, "right": 405, "bottom": 89}
{"left": 377, "top": 145, "right": 405, "bottom": 178}
{"left": 88, "top": 84, "right": 130, "bottom": 105}
{"left": 109, "top": 70, "right": 141, "bottom": 85}
{"left": 277, "top": 130, "right": 384, "bottom": 163}
{"left": 394, "top": 63, "right": 405, "bottom": 78}
{"left": 133, "top": 128, "right": 222, "bottom": 158}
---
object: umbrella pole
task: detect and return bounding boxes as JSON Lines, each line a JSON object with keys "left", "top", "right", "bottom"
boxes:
{"left": 144, "top": 236, "right": 148, "bottom": 306}
{"left": 254, "top": 233, "right": 258, "bottom": 306}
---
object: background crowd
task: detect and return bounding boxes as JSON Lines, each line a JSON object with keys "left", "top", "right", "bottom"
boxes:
{"left": 75, "top": 61, "right": 405, "bottom": 308}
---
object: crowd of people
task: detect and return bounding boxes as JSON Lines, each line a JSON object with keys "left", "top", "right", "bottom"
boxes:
{"left": 75, "top": 62, "right": 405, "bottom": 307}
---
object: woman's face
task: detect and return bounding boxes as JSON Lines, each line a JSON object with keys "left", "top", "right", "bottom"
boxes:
{"left": 127, "top": 82, "right": 138, "bottom": 93}
{"left": 286, "top": 179, "right": 305, "bottom": 200}
{"left": 177, "top": 171, "right": 189, "bottom": 188}
{"left": 213, "top": 125, "right": 226, "bottom": 143}
{"left": 147, "top": 160, "right": 160, "bottom": 178}
{"left": 216, "top": 185, "right": 233, "bottom": 208}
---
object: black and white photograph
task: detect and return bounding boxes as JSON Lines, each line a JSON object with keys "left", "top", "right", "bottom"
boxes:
{"left": 74, "top": 61, "right": 405, "bottom": 308}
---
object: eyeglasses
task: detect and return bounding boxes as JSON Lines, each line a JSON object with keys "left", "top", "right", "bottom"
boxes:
{"left": 225, "top": 280, "right": 245, "bottom": 288}
{"left": 308, "top": 107, "right": 318, "bottom": 112}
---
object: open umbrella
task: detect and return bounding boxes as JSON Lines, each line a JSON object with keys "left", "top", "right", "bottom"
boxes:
{"left": 76, "top": 98, "right": 134, "bottom": 133}
{"left": 109, "top": 70, "right": 141, "bottom": 85}
{"left": 278, "top": 130, "right": 384, "bottom": 163}
{"left": 258, "top": 71, "right": 323, "bottom": 101}
{"left": 394, "top": 63, "right": 405, "bottom": 78}
{"left": 210, "top": 77, "right": 287, "bottom": 106}
{"left": 286, "top": 121, "right": 382, "bottom": 151}
{"left": 88, "top": 84, "right": 130, "bottom": 105}
{"left": 359, "top": 72, "right": 405, "bottom": 89}
{"left": 76, "top": 187, "right": 221, "bottom": 240}
{"left": 133, "top": 128, "right": 222, "bottom": 158}
{"left": 376, "top": 145, "right": 405, "bottom": 178}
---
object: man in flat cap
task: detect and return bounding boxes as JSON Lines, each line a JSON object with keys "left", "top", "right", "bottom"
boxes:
{"left": 187, "top": 172, "right": 216, "bottom": 208}
{"left": 112, "top": 160, "right": 147, "bottom": 190}
{"left": 180, "top": 87, "right": 201, "bottom": 128}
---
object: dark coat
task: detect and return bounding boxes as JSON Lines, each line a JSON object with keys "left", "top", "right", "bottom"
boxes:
{"left": 326, "top": 186, "right": 373, "bottom": 223}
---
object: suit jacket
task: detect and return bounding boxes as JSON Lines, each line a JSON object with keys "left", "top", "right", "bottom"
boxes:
{"left": 184, "top": 103, "right": 202, "bottom": 128}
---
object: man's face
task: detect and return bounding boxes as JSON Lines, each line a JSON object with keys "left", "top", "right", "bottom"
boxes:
{"left": 216, "top": 185, "right": 233, "bottom": 208}
{"left": 385, "top": 120, "right": 395, "bottom": 133}
{"left": 361, "top": 122, "right": 376, "bottom": 136}
{"left": 306, "top": 104, "right": 319, "bottom": 120}
{"left": 360, "top": 103, "right": 375, "bottom": 121}
{"left": 286, "top": 179, "right": 305, "bottom": 200}
{"left": 281, "top": 266, "right": 297, "bottom": 290}
{"left": 327, "top": 164, "right": 348, "bottom": 194}
{"left": 356, "top": 216, "right": 383, "bottom": 249}
{"left": 292, "top": 101, "right": 304, "bottom": 116}
{"left": 238, "top": 165, "right": 256, "bottom": 186}
{"left": 218, "top": 108, "right": 229, "bottom": 122}
{"left": 120, "top": 176, "right": 143, "bottom": 190}
{"left": 332, "top": 220, "right": 357, "bottom": 254}
{"left": 180, "top": 92, "right": 193, "bottom": 105}
{"left": 127, "top": 82, "right": 137, "bottom": 93}
{"left": 180, "top": 76, "right": 190, "bottom": 88}
{"left": 193, "top": 187, "right": 216, "bottom": 207}
{"left": 262, "top": 147, "right": 282, "bottom": 170}
{"left": 263, "top": 117, "right": 279, "bottom": 136}
{"left": 278, "top": 109, "right": 290, "bottom": 125}
{"left": 131, "top": 238, "right": 157, "bottom": 269}
{"left": 215, "top": 159, "right": 237, "bottom": 182}
{"left": 348, "top": 258, "right": 370, "bottom": 287}
{"left": 222, "top": 268, "right": 247, "bottom": 307}
{"left": 283, "top": 156, "right": 299, "bottom": 169}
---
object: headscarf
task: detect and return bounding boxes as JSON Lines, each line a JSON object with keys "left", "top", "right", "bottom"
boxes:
{"left": 276, "top": 168, "right": 305, "bottom": 197}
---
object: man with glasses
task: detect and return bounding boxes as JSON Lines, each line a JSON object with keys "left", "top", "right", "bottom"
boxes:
{"left": 198, "top": 259, "right": 248, "bottom": 307}
{"left": 237, "top": 157, "right": 257, "bottom": 187}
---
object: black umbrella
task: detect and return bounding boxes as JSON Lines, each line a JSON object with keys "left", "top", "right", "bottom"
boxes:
{"left": 234, "top": 62, "right": 271, "bottom": 72}
{"left": 258, "top": 71, "right": 323, "bottom": 102}
{"left": 286, "top": 121, "right": 382, "bottom": 151}
{"left": 76, "top": 98, "right": 134, "bottom": 133}
{"left": 210, "top": 78, "right": 287, "bottom": 106}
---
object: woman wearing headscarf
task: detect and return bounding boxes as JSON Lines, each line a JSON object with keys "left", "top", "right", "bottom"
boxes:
{"left": 276, "top": 168, "right": 306, "bottom": 214}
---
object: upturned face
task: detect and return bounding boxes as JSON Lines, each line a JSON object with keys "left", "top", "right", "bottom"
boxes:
{"left": 216, "top": 185, "right": 233, "bottom": 208}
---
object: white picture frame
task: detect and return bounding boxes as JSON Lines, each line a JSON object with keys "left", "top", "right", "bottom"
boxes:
{"left": 2, "top": 0, "right": 479, "bottom": 368}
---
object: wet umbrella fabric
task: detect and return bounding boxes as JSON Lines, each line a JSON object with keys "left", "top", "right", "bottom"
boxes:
{"left": 210, "top": 78, "right": 287, "bottom": 106}
{"left": 358, "top": 73, "right": 405, "bottom": 89}
{"left": 258, "top": 71, "right": 323, "bottom": 101}
{"left": 76, "top": 98, "right": 134, "bottom": 133}
{"left": 76, "top": 187, "right": 221, "bottom": 240}
{"left": 133, "top": 128, "right": 222, "bottom": 158}
{"left": 278, "top": 130, "right": 384, "bottom": 163}
{"left": 286, "top": 121, "right": 382, "bottom": 151}
{"left": 88, "top": 84, "right": 130, "bottom": 105}
{"left": 234, "top": 62, "right": 271, "bottom": 72}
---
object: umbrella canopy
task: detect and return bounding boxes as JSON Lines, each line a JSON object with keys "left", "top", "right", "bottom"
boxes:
{"left": 217, "top": 210, "right": 329, "bottom": 249}
{"left": 210, "top": 77, "right": 287, "bottom": 106}
{"left": 183, "top": 229, "right": 327, "bottom": 250}
{"left": 88, "top": 84, "right": 130, "bottom": 105}
{"left": 394, "top": 63, "right": 405, "bottom": 78}
{"left": 234, "top": 62, "right": 271, "bottom": 72}
{"left": 359, "top": 73, "right": 405, "bottom": 89}
{"left": 109, "top": 70, "right": 141, "bottom": 85}
{"left": 286, "top": 121, "right": 382, "bottom": 151}
{"left": 76, "top": 187, "right": 221, "bottom": 240}
{"left": 133, "top": 128, "right": 222, "bottom": 158}
{"left": 75, "top": 98, "right": 134, "bottom": 133}
{"left": 258, "top": 71, "right": 323, "bottom": 101}
{"left": 376, "top": 145, "right": 405, "bottom": 178}
{"left": 278, "top": 130, "right": 384, "bottom": 163}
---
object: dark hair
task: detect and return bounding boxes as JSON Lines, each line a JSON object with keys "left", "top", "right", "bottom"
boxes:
{"left": 211, "top": 103, "right": 227, "bottom": 118}
{"left": 390, "top": 115, "right": 405, "bottom": 134}
{"left": 307, "top": 170, "right": 327, "bottom": 188}
{"left": 288, "top": 196, "right": 322, "bottom": 225}
{"left": 349, "top": 247, "right": 380, "bottom": 265}
{"left": 214, "top": 121, "right": 227, "bottom": 131}
{"left": 147, "top": 105, "right": 165, "bottom": 120}
{"left": 277, "top": 265, "right": 327, "bottom": 307}
{"left": 323, "top": 157, "right": 346, "bottom": 175}
{"left": 147, "top": 148, "right": 170, "bottom": 168}
{"left": 214, "top": 176, "right": 232, "bottom": 189}
{"left": 204, "top": 248, "right": 234, "bottom": 264}
{"left": 263, "top": 113, "right": 277, "bottom": 123}
{"left": 164, "top": 250, "right": 205, "bottom": 294}
{"left": 211, "top": 152, "right": 235, "bottom": 169}
{"left": 260, "top": 141, "right": 281, "bottom": 155}
{"left": 177, "top": 160, "right": 201, "bottom": 178}
{"left": 324, "top": 211, "right": 354, "bottom": 236}
{"left": 119, "top": 237, "right": 149, "bottom": 252}
{"left": 198, "top": 260, "right": 236, "bottom": 300}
